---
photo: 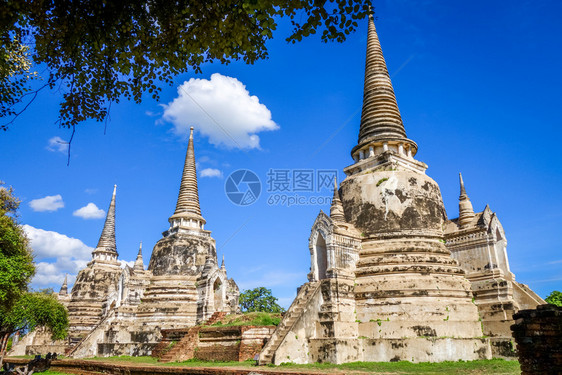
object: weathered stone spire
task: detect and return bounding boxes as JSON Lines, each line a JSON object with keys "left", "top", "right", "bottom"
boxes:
{"left": 458, "top": 173, "right": 475, "bottom": 228}
{"left": 169, "top": 127, "right": 206, "bottom": 230}
{"left": 350, "top": 17, "right": 418, "bottom": 162}
{"left": 59, "top": 274, "right": 68, "bottom": 295}
{"left": 330, "top": 178, "right": 345, "bottom": 222}
{"left": 221, "top": 255, "right": 225, "bottom": 269}
{"left": 94, "top": 185, "right": 118, "bottom": 257}
{"left": 134, "top": 241, "right": 144, "bottom": 272}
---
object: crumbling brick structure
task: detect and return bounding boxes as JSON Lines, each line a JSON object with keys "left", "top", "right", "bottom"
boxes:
{"left": 511, "top": 304, "right": 562, "bottom": 375}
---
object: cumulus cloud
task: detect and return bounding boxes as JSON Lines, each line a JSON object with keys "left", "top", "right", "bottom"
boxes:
{"left": 23, "top": 224, "right": 93, "bottom": 260}
{"left": 162, "top": 73, "right": 279, "bottom": 149}
{"left": 200, "top": 168, "right": 223, "bottom": 178}
{"left": 73, "top": 203, "right": 106, "bottom": 219}
{"left": 29, "top": 195, "right": 64, "bottom": 212}
{"left": 24, "top": 225, "right": 93, "bottom": 287}
{"left": 24, "top": 225, "right": 136, "bottom": 290}
{"left": 47, "top": 136, "right": 69, "bottom": 153}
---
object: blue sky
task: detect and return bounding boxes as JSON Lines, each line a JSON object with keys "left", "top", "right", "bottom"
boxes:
{"left": 2, "top": 0, "right": 561, "bottom": 307}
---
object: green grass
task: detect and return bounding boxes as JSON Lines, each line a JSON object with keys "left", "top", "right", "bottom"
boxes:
{"left": 84, "top": 355, "right": 160, "bottom": 363}
{"left": 82, "top": 356, "right": 250, "bottom": 367}
{"left": 208, "top": 312, "right": 282, "bottom": 327}
{"left": 77, "top": 356, "right": 520, "bottom": 373}
{"left": 275, "top": 359, "right": 520, "bottom": 374}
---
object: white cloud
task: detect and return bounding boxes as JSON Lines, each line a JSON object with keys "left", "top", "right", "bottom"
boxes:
{"left": 73, "top": 203, "right": 105, "bottom": 219}
{"left": 47, "top": 136, "right": 69, "bottom": 154}
{"left": 84, "top": 188, "right": 98, "bottom": 195}
{"left": 119, "top": 260, "right": 135, "bottom": 269}
{"left": 162, "top": 73, "right": 279, "bottom": 149}
{"left": 24, "top": 225, "right": 136, "bottom": 290}
{"left": 29, "top": 195, "right": 64, "bottom": 212}
{"left": 24, "top": 225, "right": 93, "bottom": 287}
{"left": 33, "top": 260, "right": 84, "bottom": 287}
{"left": 145, "top": 110, "right": 160, "bottom": 117}
{"left": 200, "top": 168, "right": 223, "bottom": 178}
{"left": 23, "top": 224, "right": 93, "bottom": 260}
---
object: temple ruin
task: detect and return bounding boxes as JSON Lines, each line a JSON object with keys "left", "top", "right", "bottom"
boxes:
{"left": 10, "top": 127, "right": 240, "bottom": 357}
{"left": 258, "top": 17, "right": 544, "bottom": 365}
{"left": 10, "top": 17, "right": 546, "bottom": 365}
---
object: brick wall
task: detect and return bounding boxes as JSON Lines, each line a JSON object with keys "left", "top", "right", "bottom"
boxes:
{"left": 511, "top": 304, "right": 562, "bottom": 374}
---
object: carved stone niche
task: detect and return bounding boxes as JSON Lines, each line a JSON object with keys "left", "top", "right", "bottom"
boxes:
{"left": 308, "top": 211, "right": 361, "bottom": 282}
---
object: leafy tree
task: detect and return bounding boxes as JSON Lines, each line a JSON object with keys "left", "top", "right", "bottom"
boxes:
{"left": 545, "top": 290, "right": 562, "bottom": 307}
{"left": 1, "top": 0, "right": 372, "bottom": 130}
{"left": 239, "top": 287, "right": 285, "bottom": 313}
{"left": 0, "top": 182, "right": 34, "bottom": 312}
{"left": 0, "top": 182, "right": 69, "bottom": 367}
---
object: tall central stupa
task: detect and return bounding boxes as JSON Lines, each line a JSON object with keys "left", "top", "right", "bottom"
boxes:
{"left": 259, "top": 17, "right": 492, "bottom": 365}
{"left": 337, "top": 17, "right": 488, "bottom": 360}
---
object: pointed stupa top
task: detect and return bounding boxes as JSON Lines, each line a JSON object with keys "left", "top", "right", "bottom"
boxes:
{"left": 221, "top": 254, "right": 225, "bottom": 269}
{"left": 59, "top": 274, "right": 68, "bottom": 295}
{"left": 95, "top": 185, "right": 118, "bottom": 255}
{"left": 169, "top": 127, "right": 205, "bottom": 226}
{"left": 133, "top": 241, "right": 144, "bottom": 272}
{"left": 330, "top": 178, "right": 346, "bottom": 222}
{"left": 351, "top": 17, "right": 417, "bottom": 160}
{"left": 458, "top": 173, "right": 475, "bottom": 228}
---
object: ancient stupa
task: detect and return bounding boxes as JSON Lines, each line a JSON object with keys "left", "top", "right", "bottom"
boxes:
{"left": 66, "top": 185, "right": 122, "bottom": 342}
{"left": 259, "top": 17, "right": 543, "bottom": 365}
{"left": 135, "top": 126, "right": 240, "bottom": 328}
{"left": 10, "top": 128, "right": 240, "bottom": 357}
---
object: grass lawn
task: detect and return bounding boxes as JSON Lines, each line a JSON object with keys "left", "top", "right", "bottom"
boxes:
{"left": 207, "top": 312, "right": 282, "bottom": 327}
{"left": 73, "top": 356, "right": 521, "bottom": 374}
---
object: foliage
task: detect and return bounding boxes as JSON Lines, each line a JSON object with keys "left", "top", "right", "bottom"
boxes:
{"left": 209, "top": 312, "right": 282, "bottom": 326}
{"left": 3, "top": 292, "right": 69, "bottom": 340}
{"left": 0, "top": 36, "right": 38, "bottom": 126}
{"left": 0, "top": 182, "right": 34, "bottom": 315}
{"left": 239, "top": 287, "right": 285, "bottom": 313}
{"left": 1, "top": 0, "right": 372, "bottom": 130}
{"left": 0, "top": 292, "right": 69, "bottom": 367}
{"left": 0, "top": 183, "right": 68, "bottom": 367}
{"left": 33, "top": 287, "right": 54, "bottom": 295}
{"left": 545, "top": 290, "right": 562, "bottom": 307}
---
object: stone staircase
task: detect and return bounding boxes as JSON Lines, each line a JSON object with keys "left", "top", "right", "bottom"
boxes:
{"left": 66, "top": 309, "right": 116, "bottom": 357}
{"left": 151, "top": 311, "right": 228, "bottom": 362}
{"left": 158, "top": 327, "right": 200, "bottom": 363}
{"left": 205, "top": 311, "right": 227, "bottom": 326}
{"left": 259, "top": 281, "right": 320, "bottom": 365}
